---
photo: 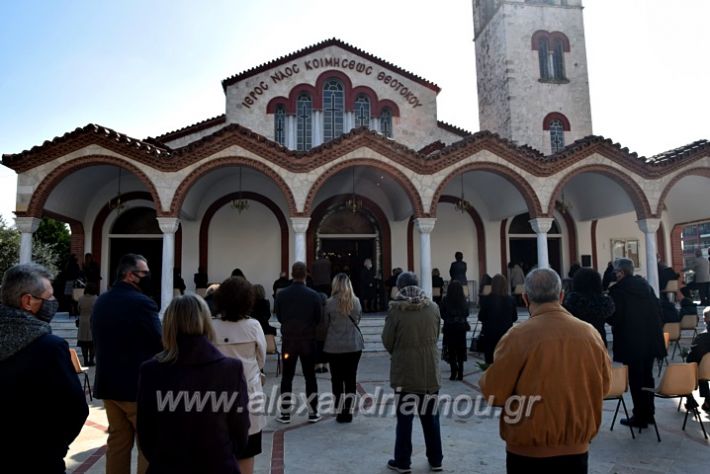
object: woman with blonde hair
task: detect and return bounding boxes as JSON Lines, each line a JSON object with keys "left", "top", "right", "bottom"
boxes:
{"left": 212, "top": 277, "right": 267, "bottom": 474}
{"left": 323, "top": 273, "right": 365, "bottom": 422}
{"left": 137, "top": 294, "right": 250, "bottom": 473}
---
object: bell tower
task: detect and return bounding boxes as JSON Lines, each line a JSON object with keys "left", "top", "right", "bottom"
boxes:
{"left": 473, "top": 0, "right": 592, "bottom": 154}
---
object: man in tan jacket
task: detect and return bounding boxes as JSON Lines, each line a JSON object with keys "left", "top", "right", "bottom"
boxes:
{"left": 480, "top": 268, "right": 611, "bottom": 474}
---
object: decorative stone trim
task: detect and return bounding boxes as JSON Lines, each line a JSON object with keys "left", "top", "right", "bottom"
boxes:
{"left": 25, "top": 155, "right": 162, "bottom": 218}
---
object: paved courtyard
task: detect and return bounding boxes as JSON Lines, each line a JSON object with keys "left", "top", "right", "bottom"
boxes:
{"left": 64, "top": 346, "right": 709, "bottom": 473}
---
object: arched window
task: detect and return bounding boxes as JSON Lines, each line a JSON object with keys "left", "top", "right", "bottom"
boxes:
{"left": 543, "top": 112, "right": 570, "bottom": 153}
{"left": 274, "top": 105, "right": 286, "bottom": 146}
{"left": 537, "top": 37, "right": 551, "bottom": 80}
{"left": 322, "top": 79, "right": 344, "bottom": 142}
{"left": 551, "top": 38, "right": 565, "bottom": 80}
{"left": 549, "top": 119, "right": 565, "bottom": 153}
{"left": 532, "top": 31, "right": 569, "bottom": 81}
{"left": 380, "top": 107, "right": 393, "bottom": 138}
{"left": 354, "top": 95, "right": 370, "bottom": 128}
{"left": 296, "top": 94, "right": 312, "bottom": 151}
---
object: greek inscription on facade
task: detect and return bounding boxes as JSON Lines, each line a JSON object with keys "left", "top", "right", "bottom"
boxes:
{"left": 241, "top": 81, "right": 269, "bottom": 109}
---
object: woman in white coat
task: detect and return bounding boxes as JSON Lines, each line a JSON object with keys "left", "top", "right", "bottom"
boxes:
{"left": 212, "top": 276, "right": 267, "bottom": 474}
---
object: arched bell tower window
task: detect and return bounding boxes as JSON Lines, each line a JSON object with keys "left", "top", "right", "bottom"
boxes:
{"left": 354, "top": 95, "right": 371, "bottom": 128}
{"left": 532, "top": 31, "right": 570, "bottom": 82}
{"left": 323, "top": 79, "right": 344, "bottom": 142}
{"left": 543, "top": 112, "right": 570, "bottom": 153}
{"left": 274, "top": 105, "right": 286, "bottom": 146}
{"left": 296, "top": 94, "right": 312, "bottom": 151}
{"left": 380, "top": 107, "right": 393, "bottom": 138}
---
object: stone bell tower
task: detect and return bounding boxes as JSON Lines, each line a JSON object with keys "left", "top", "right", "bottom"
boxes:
{"left": 472, "top": 0, "right": 593, "bottom": 154}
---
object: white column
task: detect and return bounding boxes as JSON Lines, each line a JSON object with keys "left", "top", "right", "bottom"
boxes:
{"left": 638, "top": 218, "right": 661, "bottom": 296}
{"left": 415, "top": 218, "right": 437, "bottom": 297}
{"left": 290, "top": 217, "right": 311, "bottom": 264}
{"left": 312, "top": 111, "right": 322, "bottom": 147}
{"left": 157, "top": 217, "right": 180, "bottom": 313}
{"left": 286, "top": 116, "right": 296, "bottom": 150}
{"left": 15, "top": 217, "right": 41, "bottom": 264}
{"left": 371, "top": 117, "right": 380, "bottom": 133}
{"left": 529, "top": 217, "right": 555, "bottom": 270}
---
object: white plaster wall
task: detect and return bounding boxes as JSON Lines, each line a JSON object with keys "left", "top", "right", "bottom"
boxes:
{"left": 224, "top": 45, "right": 442, "bottom": 151}
{"left": 430, "top": 203, "right": 479, "bottom": 280}
{"left": 595, "top": 211, "right": 648, "bottom": 276}
{"left": 207, "top": 201, "right": 281, "bottom": 295}
{"left": 483, "top": 220, "right": 503, "bottom": 276}
{"left": 179, "top": 218, "right": 201, "bottom": 292}
{"left": 575, "top": 220, "right": 594, "bottom": 266}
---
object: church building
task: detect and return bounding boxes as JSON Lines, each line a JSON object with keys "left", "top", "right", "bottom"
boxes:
{"left": 3, "top": 0, "right": 709, "bottom": 310}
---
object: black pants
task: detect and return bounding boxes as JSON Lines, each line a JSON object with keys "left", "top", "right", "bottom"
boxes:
{"left": 448, "top": 347, "right": 465, "bottom": 378}
{"left": 280, "top": 339, "right": 319, "bottom": 414}
{"left": 691, "top": 281, "right": 710, "bottom": 305}
{"left": 628, "top": 357, "right": 656, "bottom": 422}
{"left": 507, "top": 452, "right": 587, "bottom": 474}
{"left": 327, "top": 351, "right": 362, "bottom": 416}
{"left": 78, "top": 341, "right": 94, "bottom": 365}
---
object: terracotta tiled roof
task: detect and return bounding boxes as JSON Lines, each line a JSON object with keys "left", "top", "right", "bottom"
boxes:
{"left": 646, "top": 140, "right": 710, "bottom": 166}
{"left": 419, "top": 140, "right": 447, "bottom": 155}
{"left": 149, "top": 114, "right": 226, "bottom": 144}
{"left": 436, "top": 121, "right": 472, "bottom": 138}
{"left": 221, "top": 38, "right": 441, "bottom": 93}
{"left": 2, "top": 124, "right": 170, "bottom": 171}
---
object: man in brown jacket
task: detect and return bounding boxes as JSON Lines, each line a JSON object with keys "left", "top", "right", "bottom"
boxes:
{"left": 480, "top": 268, "right": 611, "bottom": 474}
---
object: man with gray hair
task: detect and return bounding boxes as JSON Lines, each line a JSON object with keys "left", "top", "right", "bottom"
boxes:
{"left": 608, "top": 258, "right": 666, "bottom": 429}
{"left": 382, "top": 271, "right": 443, "bottom": 473}
{"left": 480, "top": 268, "right": 610, "bottom": 474}
{"left": 0, "top": 263, "right": 89, "bottom": 473}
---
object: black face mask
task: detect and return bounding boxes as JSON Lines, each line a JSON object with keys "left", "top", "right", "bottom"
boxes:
{"left": 35, "top": 298, "right": 59, "bottom": 323}
{"left": 137, "top": 273, "right": 152, "bottom": 294}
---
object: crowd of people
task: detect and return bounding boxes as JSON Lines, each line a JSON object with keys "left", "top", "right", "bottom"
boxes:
{"left": 1, "top": 248, "right": 709, "bottom": 474}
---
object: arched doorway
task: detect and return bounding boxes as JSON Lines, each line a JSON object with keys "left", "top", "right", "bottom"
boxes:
{"left": 508, "top": 213, "right": 562, "bottom": 274}
{"left": 314, "top": 203, "right": 382, "bottom": 301}
{"left": 108, "top": 207, "right": 162, "bottom": 303}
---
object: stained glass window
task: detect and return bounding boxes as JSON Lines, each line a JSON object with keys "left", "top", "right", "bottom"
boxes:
{"left": 323, "top": 79, "right": 344, "bottom": 142}
{"left": 354, "top": 95, "right": 370, "bottom": 128}
{"left": 296, "top": 94, "right": 312, "bottom": 151}
{"left": 549, "top": 119, "right": 565, "bottom": 153}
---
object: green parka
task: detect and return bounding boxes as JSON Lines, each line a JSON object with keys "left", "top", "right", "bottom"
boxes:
{"left": 382, "top": 297, "right": 441, "bottom": 393}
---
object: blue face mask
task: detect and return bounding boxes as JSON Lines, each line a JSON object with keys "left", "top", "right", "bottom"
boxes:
{"left": 35, "top": 298, "right": 59, "bottom": 323}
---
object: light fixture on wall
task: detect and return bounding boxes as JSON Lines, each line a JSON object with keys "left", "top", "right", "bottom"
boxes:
{"left": 455, "top": 173, "right": 470, "bottom": 213}
{"left": 231, "top": 166, "right": 249, "bottom": 213}
{"left": 345, "top": 167, "right": 363, "bottom": 213}
{"left": 555, "top": 189, "right": 573, "bottom": 214}
{"left": 108, "top": 167, "right": 125, "bottom": 215}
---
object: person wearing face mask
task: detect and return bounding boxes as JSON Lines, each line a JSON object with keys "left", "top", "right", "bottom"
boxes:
{"left": 0, "top": 263, "right": 89, "bottom": 473}
{"left": 92, "top": 253, "right": 163, "bottom": 474}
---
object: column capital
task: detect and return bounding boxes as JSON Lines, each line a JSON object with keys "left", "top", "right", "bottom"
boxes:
{"left": 290, "top": 217, "right": 311, "bottom": 233}
{"left": 529, "top": 217, "right": 555, "bottom": 234}
{"left": 414, "top": 217, "right": 437, "bottom": 234}
{"left": 637, "top": 218, "right": 661, "bottom": 234}
{"left": 15, "top": 216, "right": 41, "bottom": 233}
{"left": 156, "top": 217, "right": 181, "bottom": 234}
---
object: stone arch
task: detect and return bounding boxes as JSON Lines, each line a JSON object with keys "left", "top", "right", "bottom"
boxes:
{"left": 437, "top": 195, "right": 487, "bottom": 277}
{"left": 199, "top": 192, "right": 289, "bottom": 274}
{"left": 303, "top": 159, "right": 424, "bottom": 216}
{"left": 656, "top": 167, "right": 710, "bottom": 216}
{"left": 170, "top": 157, "right": 297, "bottom": 216}
{"left": 25, "top": 155, "right": 162, "bottom": 217}
{"left": 546, "top": 164, "right": 653, "bottom": 219}
{"left": 429, "top": 162, "right": 543, "bottom": 217}
{"left": 306, "top": 194, "right": 392, "bottom": 280}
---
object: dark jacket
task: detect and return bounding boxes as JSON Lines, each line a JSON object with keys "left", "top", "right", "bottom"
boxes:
{"left": 608, "top": 275, "right": 666, "bottom": 363}
{"left": 687, "top": 331, "right": 710, "bottom": 364}
{"left": 137, "top": 335, "right": 250, "bottom": 474}
{"left": 478, "top": 294, "right": 518, "bottom": 341}
{"left": 441, "top": 298, "right": 469, "bottom": 350}
{"left": 252, "top": 298, "right": 276, "bottom": 336}
{"left": 274, "top": 281, "right": 322, "bottom": 341}
{"left": 0, "top": 305, "right": 89, "bottom": 474}
{"left": 660, "top": 298, "right": 680, "bottom": 324}
{"left": 92, "top": 281, "right": 163, "bottom": 400}
{"left": 449, "top": 260, "right": 467, "bottom": 284}
{"left": 563, "top": 291, "right": 614, "bottom": 346}
{"left": 680, "top": 297, "right": 698, "bottom": 317}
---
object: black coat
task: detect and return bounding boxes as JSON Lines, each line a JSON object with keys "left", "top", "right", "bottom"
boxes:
{"left": 477, "top": 294, "right": 518, "bottom": 341}
{"left": 0, "top": 305, "right": 89, "bottom": 473}
{"left": 137, "top": 335, "right": 250, "bottom": 474}
{"left": 608, "top": 275, "right": 666, "bottom": 363}
{"left": 274, "top": 281, "right": 322, "bottom": 341}
{"left": 253, "top": 298, "right": 277, "bottom": 336}
{"left": 449, "top": 260, "right": 467, "bottom": 284}
{"left": 92, "top": 281, "right": 163, "bottom": 401}
{"left": 441, "top": 299, "right": 469, "bottom": 351}
{"left": 563, "top": 291, "right": 614, "bottom": 346}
